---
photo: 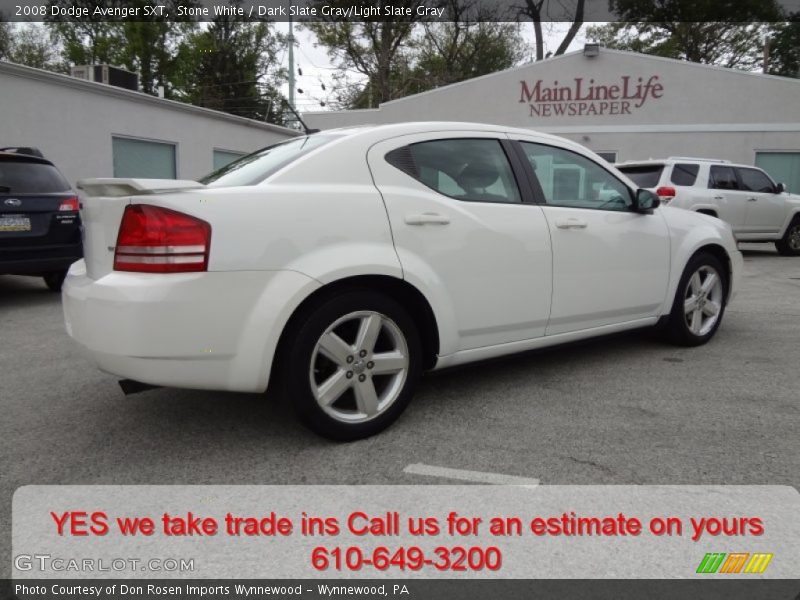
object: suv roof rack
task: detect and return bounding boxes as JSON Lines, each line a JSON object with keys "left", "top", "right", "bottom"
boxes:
{"left": 667, "top": 156, "right": 731, "bottom": 163}
{"left": 0, "top": 146, "right": 45, "bottom": 158}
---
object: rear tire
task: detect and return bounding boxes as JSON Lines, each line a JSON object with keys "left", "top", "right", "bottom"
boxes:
{"left": 662, "top": 252, "right": 728, "bottom": 347}
{"left": 43, "top": 270, "right": 67, "bottom": 292}
{"left": 283, "top": 290, "right": 422, "bottom": 441}
{"left": 775, "top": 217, "right": 800, "bottom": 256}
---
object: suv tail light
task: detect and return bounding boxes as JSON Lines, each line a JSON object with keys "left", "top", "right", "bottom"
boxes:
{"left": 113, "top": 204, "right": 211, "bottom": 273}
{"left": 58, "top": 196, "right": 79, "bottom": 211}
{"left": 656, "top": 186, "right": 676, "bottom": 199}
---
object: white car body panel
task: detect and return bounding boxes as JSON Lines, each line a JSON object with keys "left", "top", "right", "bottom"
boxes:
{"left": 63, "top": 122, "right": 743, "bottom": 393}
{"left": 616, "top": 158, "right": 800, "bottom": 241}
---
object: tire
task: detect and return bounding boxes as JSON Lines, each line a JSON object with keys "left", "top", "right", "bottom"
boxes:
{"left": 43, "top": 270, "right": 67, "bottom": 292}
{"left": 283, "top": 290, "right": 422, "bottom": 441}
{"left": 662, "top": 252, "right": 728, "bottom": 347}
{"left": 775, "top": 217, "right": 800, "bottom": 256}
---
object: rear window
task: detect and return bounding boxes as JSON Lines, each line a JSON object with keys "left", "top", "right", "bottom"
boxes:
{"left": 0, "top": 160, "right": 70, "bottom": 193}
{"left": 617, "top": 165, "right": 664, "bottom": 188}
{"left": 199, "top": 134, "right": 341, "bottom": 187}
{"left": 670, "top": 163, "right": 699, "bottom": 186}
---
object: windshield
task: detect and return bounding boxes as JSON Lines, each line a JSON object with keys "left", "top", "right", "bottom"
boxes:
{"left": 617, "top": 165, "right": 664, "bottom": 188}
{"left": 199, "top": 134, "right": 342, "bottom": 187}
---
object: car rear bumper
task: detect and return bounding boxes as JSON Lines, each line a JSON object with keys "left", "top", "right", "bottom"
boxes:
{"left": 0, "top": 242, "right": 82, "bottom": 274}
{"left": 62, "top": 260, "right": 320, "bottom": 393}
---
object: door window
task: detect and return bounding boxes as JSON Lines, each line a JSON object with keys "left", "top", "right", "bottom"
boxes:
{"left": 519, "top": 142, "right": 632, "bottom": 211}
{"left": 737, "top": 167, "right": 776, "bottom": 193}
{"left": 708, "top": 166, "right": 739, "bottom": 190}
{"left": 670, "top": 163, "right": 699, "bottom": 186}
{"left": 387, "top": 139, "right": 521, "bottom": 204}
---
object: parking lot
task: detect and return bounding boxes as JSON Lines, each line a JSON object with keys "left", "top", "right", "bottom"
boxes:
{"left": 2, "top": 243, "right": 799, "bottom": 576}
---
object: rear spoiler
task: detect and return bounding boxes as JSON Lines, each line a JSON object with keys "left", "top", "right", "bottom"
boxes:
{"left": 77, "top": 178, "right": 205, "bottom": 197}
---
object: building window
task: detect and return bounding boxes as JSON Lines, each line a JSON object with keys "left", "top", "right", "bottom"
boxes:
{"left": 213, "top": 149, "right": 246, "bottom": 171}
{"left": 596, "top": 151, "right": 617, "bottom": 163}
{"left": 112, "top": 136, "right": 176, "bottom": 179}
{"left": 756, "top": 152, "right": 800, "bottom": 194}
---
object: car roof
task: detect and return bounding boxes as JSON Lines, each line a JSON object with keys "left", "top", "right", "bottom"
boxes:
{"left": 617, "top": 158, "right": 755, "bottom": 169}
{"left": 324, "top": 121, "right": 570, "bottom": 144}
{"left": 0, "top": 151, "right": 53, "bottom": 165}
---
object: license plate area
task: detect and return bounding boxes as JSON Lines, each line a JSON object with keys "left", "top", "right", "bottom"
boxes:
{"left": 0, "top": 215, "right": 32, "bottom": 232}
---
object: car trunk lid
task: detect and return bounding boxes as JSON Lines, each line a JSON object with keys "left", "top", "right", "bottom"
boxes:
{"left": 76, "top": 178, "right": 205, "bottom": 279}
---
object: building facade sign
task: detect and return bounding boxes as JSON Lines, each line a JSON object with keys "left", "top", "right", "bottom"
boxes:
{"left": 519, "top": 75, "right": 664, "bottom": 118}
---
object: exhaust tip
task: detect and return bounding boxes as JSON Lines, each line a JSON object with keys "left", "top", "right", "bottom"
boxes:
{"left": 119, "top": 379, "right": 161, "bottom": 395}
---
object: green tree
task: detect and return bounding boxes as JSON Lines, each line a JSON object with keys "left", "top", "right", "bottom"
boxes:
{"left": 587, "top": 0, "right": 784, "bottom": 71}
{"left": 0, "top": 21, "right": 12, "bottom": 59}
{"left": 413, "top": 0, "right": 526, "bottom": 90}
{"left": 119, "top": 0, "right": 198, "bottom": 96}
{"left": 180, "top": 14, "right": 287, "bottom": 123}
{"left": 4, "top": 24, "right": 61, "bottom": 70}
{"left": 767, "top": 16, "right": 800, "bottom": 77}
{"left": 47, "top": 1, "right": 126, "bottom": 67}
{"left": 306, "top": 0, "right": 422, "bottom": 108}
{"left": 310, "top": 0, "right": 525, "bottom": 108}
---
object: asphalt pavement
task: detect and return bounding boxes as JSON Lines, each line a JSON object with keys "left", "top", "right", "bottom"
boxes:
{"left": 1, "top": 243, "right": 799, "bottom": 577}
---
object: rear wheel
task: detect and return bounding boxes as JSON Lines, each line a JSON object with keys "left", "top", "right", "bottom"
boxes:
{"left": 775, "top": 217, "right": 800, "bottom": 256}
{"left": 43, "top": 270, "right": 67, "bottom": 292}
{"left": 663, "top": 253, "right": 727, "bottom": 346}
{"left": 283, "top": 291, "right": 422, "bottom": 441}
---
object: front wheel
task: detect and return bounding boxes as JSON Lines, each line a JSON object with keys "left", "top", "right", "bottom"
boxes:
{"left": 283, "top": 291, "right": 422, "bottom": 441}
{"left": 662, "top": 253, "right": 728, "bottom": 347}
{"left": 775, "top": 218, "right": 800, "bottom": 256}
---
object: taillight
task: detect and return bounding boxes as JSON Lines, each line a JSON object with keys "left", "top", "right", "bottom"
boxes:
{"left": 58, "top": 196, "right": 79, "bottom": 211}
{"left": 113, "top": 204, "right": 211, "bottom": 273}
{"left": 656, "top": 186, "right": 676, "bottom": 199}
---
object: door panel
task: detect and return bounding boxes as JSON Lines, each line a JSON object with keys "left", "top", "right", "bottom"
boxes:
{"left": 737, "top": 167, "right": 786, "bottom": 233}
{"left": 367, "top": 133, "right": 552, "bottom": 351}
{"left": 513, "top": 138, "right": 670, "bottom": 334}
{"left": 708, "top": 165, "right": 748, "bottom": 231}
{"left": 542, "top": 206, "right": 670, "bottom": 334}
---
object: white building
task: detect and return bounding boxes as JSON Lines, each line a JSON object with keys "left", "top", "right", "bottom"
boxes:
{"left": 304, "top": 48, "right": 800, "bottom": 193}
{"left": 0, "top": 60, "right": 298, "bottom": 187}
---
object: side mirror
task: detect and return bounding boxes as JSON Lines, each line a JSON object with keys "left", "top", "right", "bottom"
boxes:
{"left": 634, "top": 188, "right": 660, "bottom": 213}
{"left": 775, "top": 182, "right": 785, "bottom": 194}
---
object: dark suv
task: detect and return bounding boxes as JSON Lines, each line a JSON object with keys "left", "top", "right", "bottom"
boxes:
{"left": 0, "top": 149, "right": 82, "bottom": 291}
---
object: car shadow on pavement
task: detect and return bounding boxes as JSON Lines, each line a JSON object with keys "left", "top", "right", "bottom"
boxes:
{"left": 0, "top": 274, "right": 58, "bottom": 308}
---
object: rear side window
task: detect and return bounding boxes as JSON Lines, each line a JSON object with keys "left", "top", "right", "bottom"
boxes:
{"left": 387, "top": 139, "right": 521, "bottom": 204}
{"left": 737, "top": 167, "right": 775, "bottom": 193}
{"left": 0, "top": 160, "right": 70, "bottom": 193}
{"left": 617, "top": 165, "right": 664, "bottom": 188}
{"left": 200, "top": 134, "right": 341, "bottom": 187}
{"left": 670, "top": 163, "right": 699, "bottom": 186}
{"left": 709, "top": 166, "right": 739, "bottom": 190}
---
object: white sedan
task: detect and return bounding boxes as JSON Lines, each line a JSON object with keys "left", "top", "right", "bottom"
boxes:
{"left": 64, "top": 122, "right": 743, "bottom": 440}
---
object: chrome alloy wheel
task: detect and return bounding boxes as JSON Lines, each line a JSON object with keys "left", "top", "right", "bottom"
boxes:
{"left": 787, "top": 224, "right": 800, "bottom": 251}
{"left": 683, "top": 265, "right": 724, "bottom": 336}
{"left": 309, "top": 311, "right": 409, "bottom": 423}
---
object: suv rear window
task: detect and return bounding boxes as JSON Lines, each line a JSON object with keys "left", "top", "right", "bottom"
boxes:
{"left": 617, "top": 165, "right": 664, "bottom": 188}
{"left": 670, "top": 163, "right": 699, "bottom": 186}
{"left": 0, "top": 160, "right": 71, "bottom": 193}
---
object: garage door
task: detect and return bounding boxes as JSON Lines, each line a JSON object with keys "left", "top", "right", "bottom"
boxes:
{"left": 756, "top": 152, "right": 800, "bottom": 194}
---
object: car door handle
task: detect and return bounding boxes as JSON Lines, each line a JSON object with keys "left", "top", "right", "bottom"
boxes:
{"left": 714, "top": 196, "right": 724, "bottom": 200}
{"left": 747, "top": 197, "right": 758, "bottom": 202}
{"left": 554, "top": 218, "right": 588, "bottom": 229}
{"left": 404, "top": 212, "right": 450, "bottom": 226}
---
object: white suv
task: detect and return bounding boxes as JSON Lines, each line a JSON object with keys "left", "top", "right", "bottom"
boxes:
{"left": 617, "top": 157, "right": 800, "bottom": 255}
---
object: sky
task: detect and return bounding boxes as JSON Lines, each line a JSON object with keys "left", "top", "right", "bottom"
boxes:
{"left": 275, "top": 22, "right": 592, "bottom": 114}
